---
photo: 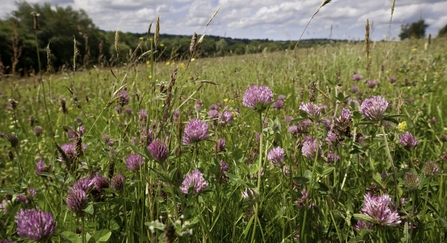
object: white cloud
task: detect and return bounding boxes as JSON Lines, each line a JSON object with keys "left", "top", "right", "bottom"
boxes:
{"left": 0, "top": 0, "right": 445, "bottom": 40}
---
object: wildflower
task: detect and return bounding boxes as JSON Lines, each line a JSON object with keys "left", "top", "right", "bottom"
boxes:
{"left": 325, "top": 130, "right": 338, "bottom": 146}
{"left": 429, "top": 117, "right": 437, "bottom": 124}
{"left": 296, "top": 189, "right": 313, "bottom": 208}
{"left": 284, "top": 116, "right": 293, "bottom": 123}
{"left": 209, "top": 104, "right": 218, "bottom": 110}
{"left": 350, "top": 85, "right": 359, "bottom": 93}
{"left": 73, "top": 177, "right": 93, "bottom": 192}
{"left": 288, "top": 125, "right": 298, "bottom": 135}
{"left": 114, "top": 105, "right": 122, "bottom": 113}
{"left": 138, "top": 109, "right": 148, "bottom": 122}
{"left": 126, "top": 154, "right": 144, "bottom": 171}
{"left": 147, "top": 139, "right": 169, "bottom": 162}
{"left": 273, "top": 99, "right": 284, "bottom": 109}
{"left": 359, "top": 96, "right": 388, "bottom": 122}
{"left": 267, "top": 147, "right": 285, "bottom": 166}
{"left": 123, "top": 108, "right": 132, "bottom": 115}
{"left": 219, "top": 111, "right": 234, "bottom": 125}
{"left": 397, "top": 121, "right": 407, "bottom": 132}
{"left": 399, "top": 131, "right": 418, "bottom": 150}
{"left": 299, "top": 102, "right": 324, "bottom": 121}
{"left": 389, "top": 76, "right": 397, "bottom": 83}
{"left": 353, "top": 73, "right": 363, "bottom": 81}
{"left": 302, "top": 136, "right": 320, "bottom": 160}
{"left": 326, "top": 151, "right": 340, "bottom": 162}
{"left": 17, "top": 194, "right": 29, "bottom": 204}
{"left": 353, "top": 220, "right": 372, "bottom": 231}
{"left": 182, "top": 119, "right": 209, "bottom": 145}
{"left": 242, "top": 188, "right": 255, "bottom": 199}
{"left": 90, "top": 173, "right": 109, "bottom": 198}
{"left": 66, "top": 188, "right": 88, "bottom": 215}
{"left": 195, "top": 100, "right": 203, "bottom": 111}
{"left": 33, "top": 126, "right": 43, "bottom": 137}
{"left": 404, "top": 172, "right": 420, "bottom": 190}
{"left": 359, "top": 193, "right": 401, "bottom": 226}
{"left": 35, "top": 159, "right": 50, "bottom": 176}
{"left": 15, "top": 208, "right": 56, "bottom": 241}
{"left": 216, "top": 138, "right": 226, "bottom": 152}
{"left": 5, "top": 134, "right": 19, "bottom": 148}
{"left": 242, "top": 85, "right": 273, "bottom": 111}
{"left": 180, "top": 169, "right": 208, "bottom": 194}
{"left": 116, "top": 91, "right": 129, "bottom": 107}
{"left": 367, "top": 80, "right": 378, "bottom": 88}
{"left": 278, "top": 94, "right": 286, "bottom": 100}
{"left": 220, "top": 161, "right": 229, "bottom": 172}
{"left": 111, "top": 174, "right": 126, "bottom": 193}
{"left": 422, "top": 161, "right": 439, "bottom": 176}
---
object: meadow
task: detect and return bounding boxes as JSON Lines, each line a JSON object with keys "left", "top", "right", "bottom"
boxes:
{"left": 1, "top": 22, "right": 447, "bottom": 243}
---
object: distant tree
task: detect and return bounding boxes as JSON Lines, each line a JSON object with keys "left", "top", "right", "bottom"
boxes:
{"left": 399, "top": 19, "right": 428, "bottom": 40}
{"left": 438, "top": 24, "right": 447, "bottom": 38}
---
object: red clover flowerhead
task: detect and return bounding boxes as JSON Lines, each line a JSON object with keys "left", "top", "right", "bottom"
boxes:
{"left": 147, "top": 139, "right": 169, "bottom": 162}
{"left": 359, "top": 193, "right": 401, "bottom": 226}
{"left": 15, "top": 208, "right": 56, "bottom": 241}
{"left": 180, "top": 169, "right": 208, "bottom": 194}
{"left": 66, "top": 188, "right": 88, "bottom": 216}
{"left": 242, "top": 85, "right": 273, "bottom": 111}
{"left": 359, "top": 96, "right": 388, "bottom": 122}
{"left": 183, "top": 118, "right": 209, "bottom": 145}
{"left": 399, "top": 131, "right": 418, "bottom": 150}
{"left": 126, "top": 154, "right": 144, "bottom": 171}
{"left": 267, "top": 147, "right": 285, "bottom": 166}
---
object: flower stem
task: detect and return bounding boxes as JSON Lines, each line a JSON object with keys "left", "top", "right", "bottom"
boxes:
{"left": 381, "top": 126, "right": 398, "bottom": 208}
{"left": 250, "top": 111, "right": 263, "bottom": 243}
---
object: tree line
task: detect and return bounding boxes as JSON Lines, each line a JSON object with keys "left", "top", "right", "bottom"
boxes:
{"left": 1, "top": 1, "right": 445, "bottom": 76}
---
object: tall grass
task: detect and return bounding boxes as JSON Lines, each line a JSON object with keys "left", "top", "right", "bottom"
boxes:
{"left": 1, "top": 10, "right": 447, "bottom": 243}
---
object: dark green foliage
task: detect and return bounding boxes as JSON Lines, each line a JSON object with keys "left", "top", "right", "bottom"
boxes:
{"left": 399, "top": 19, "right": 429, "bottom": 40}
{"left": 438, "top": 23, "right": 447, "bottom": 38}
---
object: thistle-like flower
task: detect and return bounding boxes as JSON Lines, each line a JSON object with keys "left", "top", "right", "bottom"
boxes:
{"left": 15, "top": 208, "right": 56, "bottom": 241}
{"left": 353, "top": 73, "right": 363, "bottom": 81}
{"left": 219, "top": 111, "right": 234, "bottom": 125}
{"left": 359, "top": 96, "right": 388, "bottom": 122}
{"left": 422, "top": 161, "right": 439, "bottom": 176}
{"left": 267, "top": 147, "right": 285, "bottom": 166}
{"left": 216, "top": 138, "right": 226, "bottom": 152}
{"left": 242, "top": 85, "right": 273, "bottom": 111}
{"left": 111, "top": 174, "right": 126, "bottom": 193}
{"left": 182, "top": 119, "right": 209, "bottom": 145}
{"left": 35, "top": 159, "right": 50, "bottom": 176}
{"left": 147, "top": 139, "right": 169, "bottom": 162}
{"left": 180, "top": 169, "right": 208, "bottom": 194}
{"left": 359, "top": 193, "right": 401, "bottom": 226}
{"left": 404, "top": 172, "right": 420, "bottom": 190}
{"left": 399, "top": 131, "right": 418, "bottom": 150}
{"left": 126, "top": 154, "right": 144, "bottom": 171}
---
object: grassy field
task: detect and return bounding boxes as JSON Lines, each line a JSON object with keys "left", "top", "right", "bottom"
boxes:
{"left": 1, "top": 36, "right": 447, "bottom": 243}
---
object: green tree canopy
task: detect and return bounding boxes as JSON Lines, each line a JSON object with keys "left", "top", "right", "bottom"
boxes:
{"left": 399, "top": 19, "right": 429, "bottom": 40}
{"left": 438, "top": 23, "right": 447, "bottom": 38}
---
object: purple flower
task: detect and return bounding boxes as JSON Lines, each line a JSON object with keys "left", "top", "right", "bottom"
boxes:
{"left": 242, "top": 188, "right": 255, "bottom": 199}
{"left": 288, "top": 125, "right": 298, "bottom": 135}
{"left": 183, "top": 119, "right": 209, "bottom": 145}
{"left": 404, "top": 172, "right": 420, "bottom": 190}
{"left": 338, "top": 108, "right": 352, "bottom": 122}
{"left": 429, "top": 117, "right": 437, "bottom": 124}
{"left": 326, "top": 151, "right": 340, "bottom": 162}
{"left": 73, "top": 177, "right": 93, "bottom": 192}
{"left": 17, "top": 194, "right": 29, "bottom": 204}
{"left": 36, "top": 159, "right": 50, "bottom": 176}
{"left": 359, "top": 193, "right": 401, "bottom": 226}
{"left": 389, "top": 76, "right": 397, "bottom": 83}
{"left": 138, "top": 109, "right": 148, "bottom": 121}
{"left": 216, "top": 138, "right": 226, "bottom": 152}
{"left": 114, "top": 105, "right": 122, "bottom": 113}
{"left": 66, "top": 188, "right": 88, "bottom": 215}
{"left": 350, "top": 85, "right": 359, "bottom": 93}
{"left": 123, "top": 108, "right": 132, "bottom": 115}
{"left": 172, "top": 110, "right": 180, "bottom": 120}
{"left": 15, "top": 208, "right": 56, "bottom": 241}
{"left": 302, "top": 136, "right": 320, "bottom": 160}
{"left": 141, "top": 126, "right": 154, "bottom": 146}
{"left": 325, "top": 130, "right": 338, "bottom": 146}
{"left": 284, "top": 116, "right": 293, "bottom": 123}
{"left": 219, "top": 111, "right": 234, "bottom": 125}
{"left": 299, "top": 102, "right": 324, "bottom": 121}
{"left": 354, "top": 220, "right": 372, "bottom": 231}
{"left": 422, "top": 161, "right": 439, "bottom": 176}
{"left": 359, "top": 96, "right": 388, "bottom": 122}
{"left": 147, "top": 139, "right": 169, "bottom": 162}
{"left": 367, "top": 80, "right": 378, "bottom": 88}
{"left": 267, "top": 147, "right": 285, "bottom": 166}
{"left": 353, "top": 73, "right": 363, "bottom": 81}
{"left": 209, "top": 104, "right": 218, "bottom": 110}
{"left": 0, "top": 239, "right": 13, "bottom": 243}
{"left": 242, "top": 85, "right": 273, "bottom": 110}
{"left": 117, "top": 91, "right": 129, "bottom": 106}
{"left": 180, "top": 169, "right": 208, "bottom": 194}
{"left": 195, "top": 100, "right": 203, "bottom": 111}
{"left": 399, "top": 132, "right": 418, "bottom": 150}
{"left": 111, "top": 174, "right": 126, "bottom": 193}
{"left": 126, "top": 154, "right": 144, "bottom": 171}
{"left": 278, "top": 94, "right": 286, "bottom": 100}
{"left": 208, "top": 109, "right": 219, "bottom": 119}
{"left": 273, "top": 100, "right": 284, "bottom": 109}
{"left": 220, "top": 161, "right": 229, "bottom": 172}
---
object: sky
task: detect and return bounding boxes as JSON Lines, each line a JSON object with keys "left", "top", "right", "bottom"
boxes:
{"left": 1, "top": 0, "right": 446, "bottom": 41}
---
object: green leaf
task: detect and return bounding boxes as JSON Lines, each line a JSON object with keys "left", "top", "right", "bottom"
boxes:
{"left": 61, "top": 231, "right": 81, "bottom": 243}
{"left": 90, "top": 229, "right": 112, "bottom": 243}
{"left": 353, "top": 214, "right": 374, "bottom": 223}
{"left": 321, "top": 167, "right": 335, "bottom": 176}
{"left": 293, "top": 177, "right": 309, "bottom": 185}
{"left": 83, "top": 204, "right": 94, "bottom": 215}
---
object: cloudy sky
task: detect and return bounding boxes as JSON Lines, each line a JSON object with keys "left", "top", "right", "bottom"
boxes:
{"left": 1, "top": 0, "right": 446, "bottom": 40}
